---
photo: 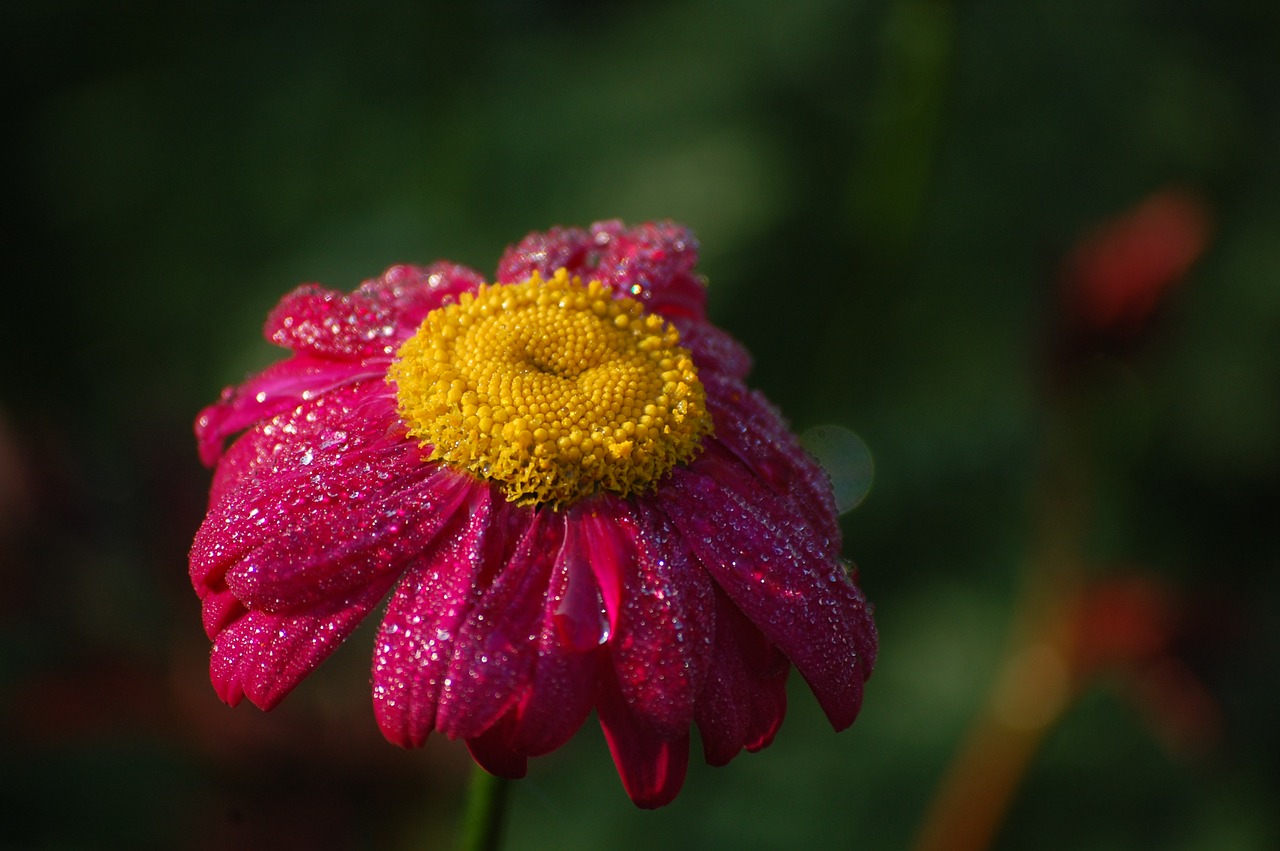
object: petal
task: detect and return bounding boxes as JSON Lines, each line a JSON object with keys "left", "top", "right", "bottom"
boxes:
{"left": 666, "top": 447, "right": 877, "bottom": 731}
{"left": 495, "top": 221, "right": 708, "bottom": 320}
{"left": 371, "top": 482, "right": 510, "bottom": 748}
{"left": 193, "top": 384, "right": 461, "bottom": 610}
{"left": 696, "top": 590, "right": 790, "bottom": 766}
{"left": 671, "top": 317, "right": 753, "bottom": 381}
{"left": 223, "top": 464, "right": 471, "bottom": 611}
{"left": 266, "top": 263, "right": 485, "bottom": 359}
{"left": 495, "top": 226, "right": 596, "bottom": 284}
{"left": 591, "top": 220, "right": 707, "bottom": 320}
{"left": 567, "top": 503, "right": 624, "bottom": 636}
{"left": 194, "top": 356, "right": 385, "bottom": 467}
{"left": 466, "top": 715, "right": 529, "bottom": 779}
{"left": 703, "top": 372, "right": 841, "bottom": 550}
{"left": 505, "top": 511, "right": 600, "bottom": 756}
{"left": 595, "top": 495, "right": 716, "bottom": 741}
{"left": 433, "top": 505, "right": 561, "bottom": 741}
{"left": 597, "top": 659, "right": 690, "bottom": 809}
{"left": 209, "top": 571, "right": 397, "bottom": 710}
{"left": 200, "top": 587, "right": 244, "bottom": 640}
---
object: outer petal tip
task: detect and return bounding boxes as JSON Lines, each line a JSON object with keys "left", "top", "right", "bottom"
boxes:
{"left": 597, "top": 660, "right": 691, "bottom": 808}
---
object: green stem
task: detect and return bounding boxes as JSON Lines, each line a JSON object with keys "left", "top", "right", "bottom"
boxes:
{"left": 459, "top": 766, "right": 510, "bottom": 851}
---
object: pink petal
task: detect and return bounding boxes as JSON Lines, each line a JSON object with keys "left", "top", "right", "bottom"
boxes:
{"left": 665, "top": 447, "right": 877, "bottom": 731}
{"left": 200, "top": 587, "right": 244, "bottom": 640}
{"left": 433, "top": 507, "right": 565, "bottom": 741}
{"left": 209, "top": 571, "right": 398, "bottom": 710}
{"left": 591, "top": 220, "right": 707, "bottom": 320}
{"left": 671, "top": 317, "right": 753, "bottom": 381}
{"left": 592, "top": 495, "right": 716, "bottom": 741}
{"left": 266, "top": 262, "right": 484, "bottom": 359}
{"left": 566, "top": 503, "right": 624, "bottom": 637}
{"left": 703, "top": 372, "right": 841, "bottom": 550}
{"left": 222, "top": 464, "right": 471, "bottom": 611}
{"left": 192, "top": 384, "right": 457, "bottom": 610}
{"left": 194, "top": 356, "right": 385, "bottom": 467}
{"left": 371, "top": 483, "right": 512, "bottom": 748}
{"left": 597, "top": 659, "right": 690, "bottom": 809}
{"left": 495, "top": 221, "right": 708, "bottom": 320}
{"left": 695, "top": 591, "right": 790, "bottom": 766}
{"left": 505, "top": 511, "right": 600, "bottom": 756}
{"left": 466, "top": 715, "right": 529, "bottom": 779}
{"left": 495, "top": 227, "right": 596, "bottom": 284}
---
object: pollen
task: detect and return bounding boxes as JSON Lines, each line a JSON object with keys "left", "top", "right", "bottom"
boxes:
{"left": 388, "top": 268, "right": 712, "bottom": 508}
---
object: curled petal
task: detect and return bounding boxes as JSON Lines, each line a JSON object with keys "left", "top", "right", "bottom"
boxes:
{"left": 209, "top": 572, "right": 398, "bottom": 710}
{"left": 566, "top": 503, "right": 624, "bottom": 638}
{"left": 668, "top": 447, "right": 877, "bottom": 731}
{"left": 597, "top": 659, "right": 690, "bottom": 809}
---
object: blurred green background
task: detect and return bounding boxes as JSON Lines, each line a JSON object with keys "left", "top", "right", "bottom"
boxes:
{"left": 3, "top": 1, "right": 1278, "bottom": 849}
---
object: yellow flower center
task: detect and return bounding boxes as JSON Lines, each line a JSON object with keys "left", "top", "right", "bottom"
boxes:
{"left": 388, "top": 268, "right": 712, "bottom": 508}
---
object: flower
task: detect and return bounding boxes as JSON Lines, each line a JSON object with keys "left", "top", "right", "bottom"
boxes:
{"left": 191, "top": 220, "right": 877, "bottom": 807}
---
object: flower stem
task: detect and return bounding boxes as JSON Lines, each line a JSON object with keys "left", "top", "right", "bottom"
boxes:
{"left": 459, "top": 766, "right": 510, "bottom": 851}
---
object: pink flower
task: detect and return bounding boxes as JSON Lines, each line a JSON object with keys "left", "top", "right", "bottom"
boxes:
{"left": 190, "top": 220, "right": 877, "bottom": 808}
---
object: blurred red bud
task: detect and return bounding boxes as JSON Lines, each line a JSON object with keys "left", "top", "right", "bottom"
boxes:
{"left": 1062, "top": 188, "right": 1211, "bottom": 335}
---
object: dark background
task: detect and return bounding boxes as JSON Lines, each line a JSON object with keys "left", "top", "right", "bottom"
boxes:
{"left": 3, "top": 1, "right": 1278, "bottom": 849}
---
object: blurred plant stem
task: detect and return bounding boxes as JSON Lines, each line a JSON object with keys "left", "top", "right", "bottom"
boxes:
{"left": 911, "top": 438, "right": 1090, "bottom": 851}
{"left": 459, "top": 767, "right": 509, "bottom": 851}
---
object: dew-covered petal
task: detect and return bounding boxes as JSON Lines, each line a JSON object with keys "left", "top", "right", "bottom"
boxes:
{"left": 198, "top": 382, "right": 404, "bottom": 526}
{"left": 192, "top": 384, "right": 464, "bottom": 611}
{"left": 597, "top": 659, "right": 690, "bottom": 809}
{"left": 496, "top": 221, "right": 707, "bottom": 320}
{"left": 222, "top": 464, "right": 473, "bottom": 611}
{"left": 433, "top": 507, "right": 564, "bottom": 741}
{"left": 266, "top": 263, "right": 485, "bottom": 360}
{"left": 193, "top": 381, "right": 399, "bottom": 592}
{"left": 495, "top": 226, "right": 596, "bottom": 284}
{"left": 666, "top": 446, "right": 877, "bottom": 731}
{"left": 194, "top": 356, "right": 386, "bottom": 467}
{"left": 209, "top": 572, "right": 398, "bottom": 710}
{"left": 703, "top": 372, "right": 841, "bottom": 550}
{"left": 671, "top": 316, "right": 753, "bottom": 381}
{"left": 200, "top": 587, "right": 244, "bottom": 640}
{"left": 593, "top": 495, "right": 715, "bottom": 741}
{"left": 504, "top": 511, "right": 600, "bottom": 757}
{"left": 371, "top": 484, "right": 514, "bottom": 748}
{"left": 591, "top": 220, "right": 707, "bottom": 320}
{"left": 695, "top": 590, "right": 790, "bottom": 766}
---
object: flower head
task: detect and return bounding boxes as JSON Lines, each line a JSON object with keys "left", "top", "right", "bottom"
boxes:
{"left": 190, "top": 220, "right": 877, "bottom": 807}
